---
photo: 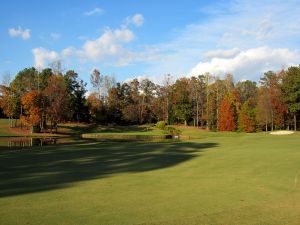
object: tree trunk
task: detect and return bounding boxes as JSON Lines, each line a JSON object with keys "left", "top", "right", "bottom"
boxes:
{"left": 166, "top": 95, "right": 169, "bottom": 124}
{"left": 201, "top": 106, "right": 204, "bottom": 128}
{"left": 265, "top": 118, "right": 268, "bottom": 132}
{"left": 271, "top": 110, "right": 274, "bottom": 131}
{"left": 294, "top": 113, "right": 297, "bottom": 131}
{"left": 140, "top": 95, "right": 145, "bottom": 124}
{"left": 196, "top": 100, "right": 199, "bottom": 127}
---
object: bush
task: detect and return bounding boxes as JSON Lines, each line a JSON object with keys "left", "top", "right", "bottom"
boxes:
{"left": 163, "top": 126, "right": 182, "bottom": 136}
{"left": 156, "top": 121, "right": 167, "bottom": 130}
{"left": 31, "top": 125, "right": 41, "bottom": 133}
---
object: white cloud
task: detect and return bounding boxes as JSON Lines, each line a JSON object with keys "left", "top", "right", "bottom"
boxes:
{"left": 79, "top": 27, "right": 135, "bottom": 62}
{"left": 141, "top": 0, "right": 300, "bottom": 80}
{"left": 204, "top": 48, "right": 241, "bottom": 60}
{"left": 125, "top": 14, "right": 144, "bottom": 27}
{"left": 32, "top": 47, "right": 59, "bottom": 68}
{"left": 32, "top": 26, "right": 138, "bottom": 68}
{"left": 61, "top": 47, "right": 75, "bottom": 58}
{"left": 31, "top": 13, "right": 147, "bottom": 70}
{"left": 189, "top": 47, "right": 299, "bottom": 81}
{"left": 8, "top": 26, "right": 30, "bottom": 40}
{"left": 84, "top": 7, "right": 103, "bottom": 16}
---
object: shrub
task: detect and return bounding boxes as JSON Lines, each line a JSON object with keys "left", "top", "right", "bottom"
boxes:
{"left": 156, "top": 121, "right": 167, "bottom": 130}
{"left": 163, "top": 126, "right": 182, "bottom": 136}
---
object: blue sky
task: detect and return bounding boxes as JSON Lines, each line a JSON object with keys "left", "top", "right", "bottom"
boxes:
{"left": 1, "top": 0, "right": 300, "bottom": 86}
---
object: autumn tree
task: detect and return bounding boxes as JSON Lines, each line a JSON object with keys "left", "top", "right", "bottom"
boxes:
{"left": 90, "top": 69, "right": 102, "bottom": 100}
{"left": 21, "top": 90, "right": 42, "bottom": 132}
{"left": 236, "top": 80, "right": 257, "bottom": 104}
{"left": 139, "top": 79, "right": 156, "bottom": 123}
{"left": 9, "top": 67, "right": 38, "bottom": 121}
{"left": 44, "top": 74, "right": 67, "bottom": 132}
{"left": 151, "top": 84, "right": 166, "bottom": 121}
{"left": 238, "top": 100, "right": 256, "bottom": 132}
{"left": 0, "top": 85, "right": 17, "bottom": 127}
{"left": 260, "top": 71, "right": 287, "bottom": 130}
{"left": 102, "top": 74, "right": 116, "bottom": 99}
{"left": 189, "top": 76, "right": 206, "bottom": 127}
{"left": 107, "top": 83, "right": 123, "bottom": 123}
{"left": 172, "top": 78, "right": 192, "bottom": 125}
{"left": 122, "top": 79, "right": 140, "bottom": 123}
{"left": 218, "top": 94, "right": 237, "bottom": 131}
{"left": 86, "top": 92, "right": 106, "bottom": 122}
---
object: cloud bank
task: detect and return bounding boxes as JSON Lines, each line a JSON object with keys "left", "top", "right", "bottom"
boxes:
{"left": 32, "top": 14, "right": 145, "bottom": 68}
{"left": 189, "top": 47, "right": 299, "bottom": 81}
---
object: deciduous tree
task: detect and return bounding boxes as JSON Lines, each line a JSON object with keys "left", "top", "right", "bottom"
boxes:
{"left": 218, "top": 94, "right": 236, "bottom": 131}
{"left": 282, "top": 66, "right": 300, "bottom": 130}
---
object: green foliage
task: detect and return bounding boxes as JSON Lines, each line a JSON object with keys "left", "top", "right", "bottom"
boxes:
{"left": 156, "top": 120, "right": 166, "bottom": 130}
{"left": 282, "top": 66, "right": 300, "bottom": 113}
{"left": 163, "top": 125, "right": 182, "bottom": 135}
{"left": 238, "top": 100, "right": 256, "bottom": 132}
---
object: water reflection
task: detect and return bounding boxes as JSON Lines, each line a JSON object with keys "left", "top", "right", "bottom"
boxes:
{"left": 0, "top": 137, "right": 58, "bottom": 148}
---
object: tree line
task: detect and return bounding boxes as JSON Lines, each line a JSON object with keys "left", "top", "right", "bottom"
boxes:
{"left": 0, "top": 63, "right": 300, "bottom": 132}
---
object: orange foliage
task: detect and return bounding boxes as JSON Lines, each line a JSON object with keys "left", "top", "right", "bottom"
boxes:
{"left": 218, "top": 95, "right": 236, "bottom": 131}
{"left": 21, "top": 90, "right": 41, "bottom": 126}
{"left": 238, "top": 101, "right": 255, "bottom": 132}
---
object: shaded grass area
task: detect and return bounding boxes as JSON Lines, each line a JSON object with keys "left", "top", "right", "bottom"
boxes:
{"left": 0, "top": 141, "right": 214, "bottom": 197}
{"left": 1, "top": 131, "right": 300, "bottom": 225}
{"left": 0, "top": 119, "right": 87, "bottom": 137}
{"left": 58, "top": 123, "right": 159, "bottom": 135}
{"left": 69, "top": 123, "right": 171, "bottom": 140}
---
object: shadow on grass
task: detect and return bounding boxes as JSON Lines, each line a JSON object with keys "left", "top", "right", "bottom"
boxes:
{"left": 57, "top": 124, "right": 97, "bottom": 136}
{"left": 57, "top": 124, "right": 154, "bottom": 136}
{"left": 0, "top": 141, "right": 218, "bottom": 197}
{"left": 89, "top": 125, "right": 155, "bottom": 133}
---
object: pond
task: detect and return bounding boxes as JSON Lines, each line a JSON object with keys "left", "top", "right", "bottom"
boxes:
{"left": 0, "top": 137, "right": 72, "bottom": 149}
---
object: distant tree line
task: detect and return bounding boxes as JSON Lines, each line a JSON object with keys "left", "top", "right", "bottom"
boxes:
{"left": 1, "top": 62, "right": 300, "bottom": 132}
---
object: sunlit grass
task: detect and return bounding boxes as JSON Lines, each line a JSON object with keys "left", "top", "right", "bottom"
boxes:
{"left": 1, "top": 131, "right": 300, "bottom": 225}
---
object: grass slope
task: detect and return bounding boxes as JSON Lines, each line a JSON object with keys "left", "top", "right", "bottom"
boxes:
{"left": 1, "top": 131, "right": 300, "bottom": 225}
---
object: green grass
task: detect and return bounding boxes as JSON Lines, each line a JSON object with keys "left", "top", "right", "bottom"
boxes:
{"left": 0, "top": 119, "right": 17, "bottom": 136}
{"left": 81, "top": 124, "right": 172, "bottom": 140}
{"left": 88, "top": 124, "right": 164, "bottom": 135}
{"left": 1, "top": 131, "right": 300, "bottom": 225}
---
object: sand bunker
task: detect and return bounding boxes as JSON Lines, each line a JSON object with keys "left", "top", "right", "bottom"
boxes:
{"left": 270, "top": 130, "right": 295, "bottom": 135}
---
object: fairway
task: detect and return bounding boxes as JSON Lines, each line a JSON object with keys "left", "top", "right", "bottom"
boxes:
{"left": 1, "top": 132, "right": 300, "bottom": 225}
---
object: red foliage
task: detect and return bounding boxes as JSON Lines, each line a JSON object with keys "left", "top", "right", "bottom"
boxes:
{"left": 218, "top": 95, "right": 236, "bottom": 131}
